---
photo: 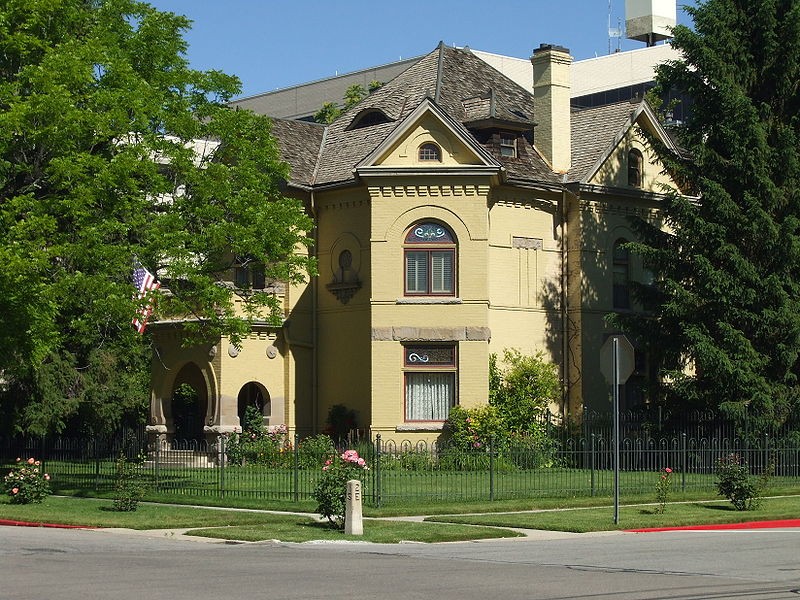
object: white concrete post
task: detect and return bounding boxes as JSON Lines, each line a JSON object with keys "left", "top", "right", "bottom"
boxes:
{"left": 344, "top": 479, "right": 363, "bottom": 535}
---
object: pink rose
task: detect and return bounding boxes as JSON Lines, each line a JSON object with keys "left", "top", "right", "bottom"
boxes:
{"left": 44, "top": 474, "right": 50, "bottom": 480}
{"left": 665, "top": 467, "right": 672, "bottom": 473}
{"left": 27, "top": 458, "right": 35, "bottom": 464}
{"left": 357, "top": 458, "right": 366, "bottom": 467}
{"left": 11, "top": 488, "right": 18, "bottom": 494}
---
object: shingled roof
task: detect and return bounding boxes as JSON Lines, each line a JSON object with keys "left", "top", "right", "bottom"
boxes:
{"left": 567, "top": 99, "right": 652, "bottom": 183}
{"left": 269, "top": 43, "right": 648, "bottom": 191}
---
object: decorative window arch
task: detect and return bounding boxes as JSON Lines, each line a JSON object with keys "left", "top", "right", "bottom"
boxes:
{"left": 404, "top": 222, "right": 456, "bottom": 296}
{"left": 612, "top": 238, "right": 631, "bottom": 309}
{"left": 418, "top": 142, "right": 442, "bottom": 162}
{"left": 628, "top": 148, "right": 643, "bottom": 188}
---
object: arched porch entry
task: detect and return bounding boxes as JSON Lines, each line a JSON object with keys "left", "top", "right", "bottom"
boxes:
{"left": 170, "top": 362, "right": 209, "bottom": 443}
{"left": 237, "top": 382, "right": 271, "bottom": 431}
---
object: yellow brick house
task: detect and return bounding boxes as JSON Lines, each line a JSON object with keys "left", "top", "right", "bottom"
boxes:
{"left": 146, "top": 42, "right": 682, "bottom": 443}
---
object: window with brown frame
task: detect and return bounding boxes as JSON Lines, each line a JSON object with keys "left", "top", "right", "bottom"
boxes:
{"left": 499, "top": 132, "right": 517, "bottom": 157}
{"left": 404, "top": 222, "right": 456, "bottom": 296}
{"left": 628, "top": 148, "right": 643, "bottom": 188}
{"left": 403, "top": 345, "right": 457, "bottom": 421}
{"left": 612, "top": 239, "right": 631, "bottom": 309}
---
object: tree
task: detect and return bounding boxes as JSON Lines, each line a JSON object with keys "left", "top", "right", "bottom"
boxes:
{"left": 0, "top": 0, "right": 315, "bottom": 435}
{"left": 489, "top": 350, "right": 560, "bottom": 435}
{"left": 613, "top": 0, "right": 800, "bottom": 431}
{"left": 313, "top": 82, "right": 382, "bottom": 124}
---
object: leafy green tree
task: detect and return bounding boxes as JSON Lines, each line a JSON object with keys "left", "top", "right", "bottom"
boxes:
{"left": 0, "top": 0, "right": 315, "bottom": 435}
{"left": 490, "top": 350, "right": 560, "bottom": 435}
{"left": 313, "top": 82, "right": 382, "bottom": 124}
{"left": 613, "top": 0, "right": 800, "bottom": 431}
{"left": 313, "top": 101, "right": 342, "bottom": 125}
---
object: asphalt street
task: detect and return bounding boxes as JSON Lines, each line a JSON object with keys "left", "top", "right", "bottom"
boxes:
{"left": 1, "top": 525, "right": 799, "bottom": 599}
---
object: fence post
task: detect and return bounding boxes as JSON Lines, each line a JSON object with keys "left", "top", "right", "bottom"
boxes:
{"left": 293, "top": 433, "right": 300, "bottom": 503}
{"left": 374, "top": 434, "right": 382, "bottom": 508}
{"left": 94, "top": 437, "right": 101, "bottom": 492}
{"left": 681, "top": 432, "right": 687, "bottom": 492}
{"left": 489, "top": 437, "right": 495, "bottom": 502}
{"left": 590, "top": 433, "right": 596, "bottom": 497}
{"left": 154, "top": 437, "right": 160, "bottom": 492}
{"left": 218, "top": 436, "right": 225, "bottom": 498}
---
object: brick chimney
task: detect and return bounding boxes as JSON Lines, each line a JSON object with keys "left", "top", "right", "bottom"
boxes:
{"left": 531, "top": 44, "right": 572, "bottom": 173}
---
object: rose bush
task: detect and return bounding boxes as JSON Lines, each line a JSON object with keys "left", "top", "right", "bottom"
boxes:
{"left": 654, "top": 467, "right": 672, "bottom": 514}
{"left": 3, "top": 457, "right": 51, "bottom": 504}
{"left": 312, "top": 449, "right": 368, "bottom": 528}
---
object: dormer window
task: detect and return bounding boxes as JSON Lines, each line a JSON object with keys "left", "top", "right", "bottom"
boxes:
{"left": 418, "top": 143, "right": 441, "bottom": 162}
{"left": 628, "top": 148, "right": 643, "bottom": 188}
{"left": 347, "top": 109, "right": 391, "bottom": 130}
{"left": 500, "top": 132, "right": 516, "bottom": 157}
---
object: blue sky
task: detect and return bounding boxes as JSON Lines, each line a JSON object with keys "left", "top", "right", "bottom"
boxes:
{"left": 148, "top": 1, "right": 696, "bottom": 99}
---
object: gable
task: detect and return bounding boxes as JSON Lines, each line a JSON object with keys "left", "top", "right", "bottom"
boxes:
{"left": 356, "top": 97, "right": 501, "bottom": 178}
{"left": 375, "top": 113, "right": 486, "bottom": 168}
{"left": 588, "top": 123, "right": 679, "bottom": 193}
{"left": 575, "top": 101, "right": 682, "bottom": 194}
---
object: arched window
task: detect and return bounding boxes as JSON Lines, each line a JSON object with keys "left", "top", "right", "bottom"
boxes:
{"left": 418, "top": 142, "right": 441, "bottom": 162}
{"left": 613, "top": 239, "right": 631, "bottom": 309}
{"left": 404, "top": 222, "right": 456, "bottom": 296}
{"left": 237, "top": 382, "right": 270, "bottom": 430}
{"left": 628, "top": 148, "right": 643, "bottom": 188}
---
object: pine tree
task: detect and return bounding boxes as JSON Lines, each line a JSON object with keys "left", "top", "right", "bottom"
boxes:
{"left": 616, "top": 0, "right": 800, "bottom": 431}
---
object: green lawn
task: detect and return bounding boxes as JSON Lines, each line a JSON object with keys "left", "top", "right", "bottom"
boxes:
{"left": 2, "top": 492, "right": 798, "bottom": 542}
{"left": 424, "top": 495, "right": 800, "bottom": 532}
{"left": 41, "top": 458, "right": 799, "bottom": 507}
{"left": 0, "top": 495, "right": 521, "bottom": 543}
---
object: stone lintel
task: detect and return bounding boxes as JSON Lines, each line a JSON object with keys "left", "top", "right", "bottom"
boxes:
{"left": 371, "top": 326, "right": 491, "bottom": 342}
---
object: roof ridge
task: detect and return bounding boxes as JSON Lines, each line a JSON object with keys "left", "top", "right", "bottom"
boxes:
{"left": 434, "top": 41, "right": 446, "bottom": 103}
{"left": 310, "top": 125, "right": 329, "bottom": 186}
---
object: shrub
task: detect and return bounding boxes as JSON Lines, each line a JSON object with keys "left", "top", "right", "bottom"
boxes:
{"left": 324, "top": 404, "right": 358, "bottom": 445}
{"left": 226, "top": 423, "right": 291, "bottom": 467}
{"left": 112, "top": 455, "right": 146, "bottom": 512}
{"left": 490, "top": 349, "right": 559, "bottom": 436}
{"left": 654, "top": 467, "right": 673, "bottom": 514}
{"left": 506, "top": 431, "right": 560, "bottom": 469}
{"left": 3, "top": 457, "right": 51, "bottom": 504}
{"left": 446, "top": 404, "right": 507, "bottom": 452}
{"left": 298, "top": 434, "right": 336, "bottom": 469}
{"left": 715, "top": 453, "right": 769, "bottom": 511}
{"left": 312, "top": 449, "right": 368, "bottom": 528}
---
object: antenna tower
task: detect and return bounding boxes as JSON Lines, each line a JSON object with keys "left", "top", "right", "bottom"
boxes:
{"left": 608, "top": 0, "right": 623, "bottom": 54}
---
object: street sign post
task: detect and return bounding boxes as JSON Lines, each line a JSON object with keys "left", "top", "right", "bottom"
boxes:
{"left": 600, "top": 334, "right": 635, "bottom": 525}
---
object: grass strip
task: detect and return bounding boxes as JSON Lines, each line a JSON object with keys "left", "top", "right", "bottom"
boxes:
{"left": 185, "top": 519, "right": 523, "bottom": 543}
{"left": 0, "top": 495, "right": 521, "bottom": 543}
{"left": 424, "top": 496, "right": 800, "bottom": 533}
{"left": 0, "top": 496, "right": 297, "bottom": 529}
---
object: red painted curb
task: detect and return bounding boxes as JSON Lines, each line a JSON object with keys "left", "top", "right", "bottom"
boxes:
{"left": 627, "top": 519, "right": 800, "bottom": 532}
{"left": 0, "top": 519, "right": 97, "bottom": 529}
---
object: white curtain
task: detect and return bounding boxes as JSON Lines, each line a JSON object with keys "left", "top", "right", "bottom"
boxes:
{"left": 405, "top": 373, "right": 454, "bottom": 421}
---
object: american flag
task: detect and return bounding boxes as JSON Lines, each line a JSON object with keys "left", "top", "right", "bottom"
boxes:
{"left": 132, "top": 263, "right": 160, "bottom": 334}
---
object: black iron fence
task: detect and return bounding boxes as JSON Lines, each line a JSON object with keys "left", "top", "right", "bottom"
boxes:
{"left": 2, "top": 413, "right": 798, "bottom": 507}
